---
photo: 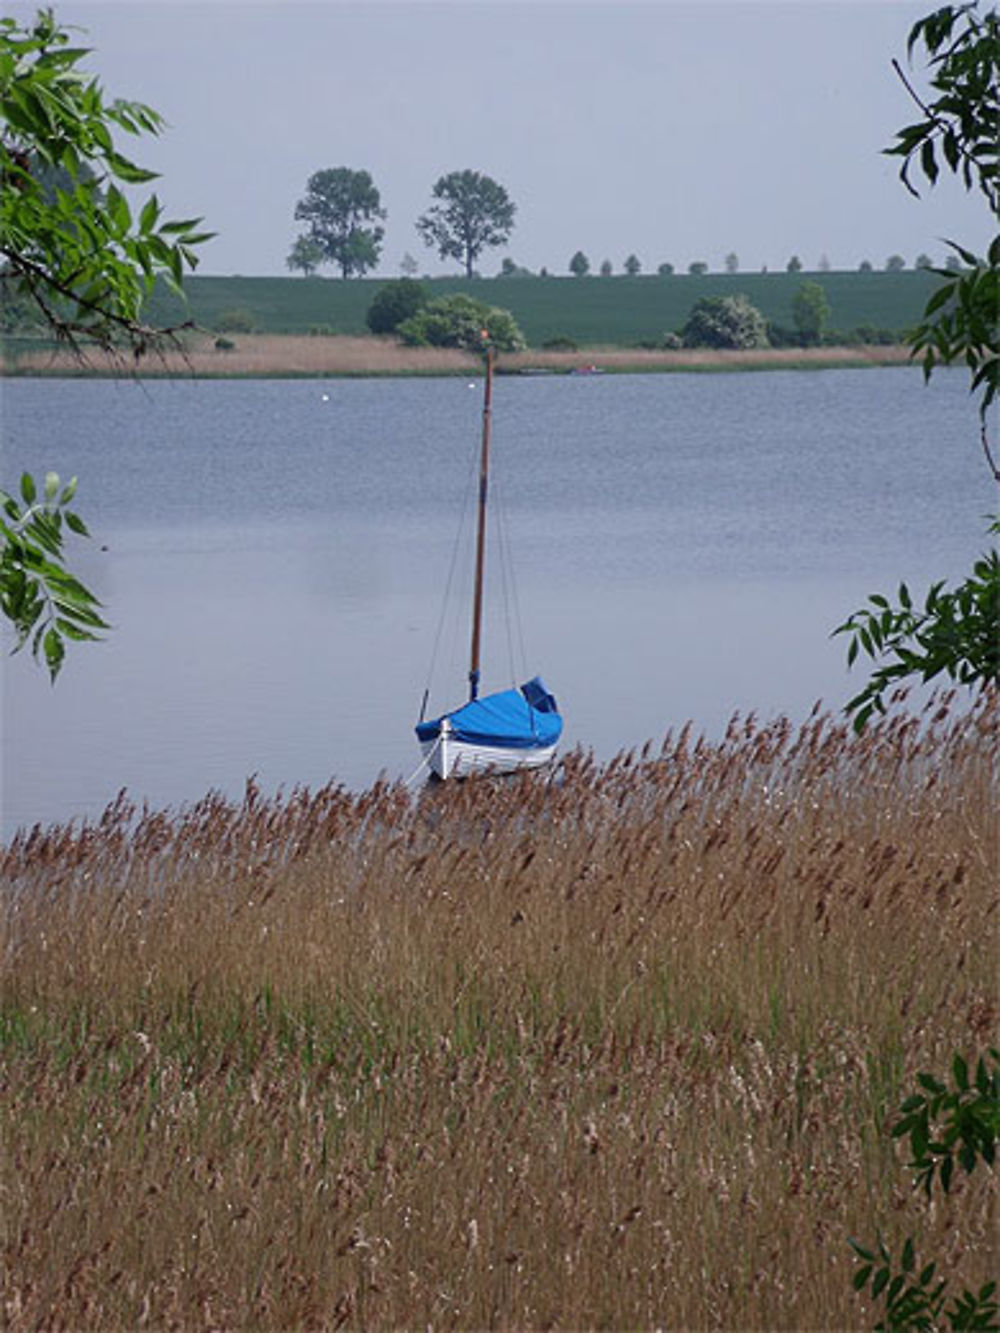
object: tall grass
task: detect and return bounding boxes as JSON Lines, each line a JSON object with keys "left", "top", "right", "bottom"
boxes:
{"left": 2, "top": 693, "right": 997, "bottom": 1328}
{"left": 3, "top": 333, "right": 912, "bottom": 380}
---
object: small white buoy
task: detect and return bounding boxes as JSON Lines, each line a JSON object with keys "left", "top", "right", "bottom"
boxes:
{"left": 468, "top": 383, "right": 476, "bottom": 389}
{"left": 321, "top": 393, "right": 330, "bottom": 402}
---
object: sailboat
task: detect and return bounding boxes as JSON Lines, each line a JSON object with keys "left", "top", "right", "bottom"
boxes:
{"left": 415, "top": 336, "right": 563, "bottom": 780}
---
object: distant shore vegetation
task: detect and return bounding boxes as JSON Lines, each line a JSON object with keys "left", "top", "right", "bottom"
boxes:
{"left": 1, "top": 269, "right": 936, "bottom": 375}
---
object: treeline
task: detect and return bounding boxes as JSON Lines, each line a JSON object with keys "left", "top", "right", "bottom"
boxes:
{"left": 286, "top": 164, "right": 954, "bottom": 284}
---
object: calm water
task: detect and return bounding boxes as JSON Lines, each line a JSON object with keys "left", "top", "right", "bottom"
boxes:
{"left": 1, "top": 368, "right": 991, "bottom": 836}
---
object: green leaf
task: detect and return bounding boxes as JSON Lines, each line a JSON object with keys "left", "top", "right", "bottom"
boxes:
{"left": 64, "top": 512, "right": 90, "bottom": 537}
{"left": 19, "top": 472, "right": 36, "bottom": 505}
{"left": 44, "top": 471, "right": 59, "bottom": 502}
{"left": 954, "top": 1053, "right": 969, "bottom": 1091}
{"left": 902, "top": 1237, "right": 915, "bottom": 1272}
{"left": 853, "top": 1263, "right": 873, "bottom": 1291}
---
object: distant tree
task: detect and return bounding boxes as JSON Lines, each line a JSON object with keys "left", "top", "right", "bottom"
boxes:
{"left": 399, "top": 251, "right": 419, "bottom": 276}
{"left": 569, "top": 250, "right": 590, "bottom": 276}
{"left": 500, "top": 257, "right": 532, "bottom": 277}
{"left": 786, "top": 255, "right": 803, "bottom": 273}
{"left": 688, "top": 260, "right": 708, "bottom": 275}
{"left": 624, "top": 253, "right": 641, "bottom": 276}
{"left": 792, "top": 280, "right": 831, "bottom": 345}
{"left": 859, "top": 259, "right": 874, "bottom": 272}
{"left": 599, "top": 259, "right": 613, "bottom": 276}
{"left": 944, "top": 253, "right": 963, "bottom": 272}
{"left": 285, "top": 235, "right": 324, "bottom": 277}
{"left": 725, "top": 251, "right": 739, "bottom": 273}
{"left": 915, "top": 252, "right": 934, "bottom": 269}
{"left": 886, "top": 253, "right": 907, "bottom": 271}
{"left": 657, "top": 261, "right": 675, "bottom": 276}
{"left": 396, "top": 292, "right": 525, "bottom": 352}
{"left": 294, "top": 167, "right": 385, "bottom": 278}
{"left": 818, "top": 254, "right": 832, "bottom": 272}
{"left": 416, "top": 169, "right": 515, "bottom": 279}
{"left": 682, "top": 294, "right": 769, "bottom": 349}
{"left": 366, "top": 278, "right": 428, "bottom": 335}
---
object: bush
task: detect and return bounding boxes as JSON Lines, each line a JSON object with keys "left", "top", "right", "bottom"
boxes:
{"left": 542, "top": 336, "right": 578, "bottom": 351}
{"left": 214, "top": 308, "right": 254, "bottom": 333}
{"left": 396, "top": 293, "right": 526, "bottom": 352}
{"left": 214, "top": 336, "right": 235, "bottom": 351}
{"left": 365, "top": 278, "right": 428, "bottom": 336}
{"left": 682, "top": 294, "right": 769, "bottom": 349}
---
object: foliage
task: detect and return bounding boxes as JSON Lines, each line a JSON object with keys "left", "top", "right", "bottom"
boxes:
{"left": 624, "top": 253, "right": 641, "bottom": 276}
{"left": 365, "top": 277, "right": 428, "bottom": 335}
{"left": 0, "top": 9, "right": 212, "bottom": 353}
{"left": 416, "top": 169, "right": 515, "bottom": 279}
{"left": 599, "top": 259, "right": 613, "bottom": 276}
{"left": 916, "top": 252, "right": 934, "bottom": 270}
{"left": 499, "top": 257, "right": 532, "bottom": 278}
{"left": 885, "top": 3, "right": 998, "bottom": 209}
{"left": 0, "top": 471, "right": 107, "bottom": 681}
{"left": 399, "top": 251, "right": 419, "bottom": 277}
{"left": 1, "top": 8, "right": 209, "bottom": 677}
{"left": 850, "top": 1052, "right": 999, "bottom": 1330}
{"left": 293, "top": 167, "right": 385, "bottom": 279}
{"left": 859, "top": 259, "right": 874, "bottom": 272}
{"left": 787, "top": 255, "right": 803, "bottom": 273}
{"left": 658, "top": 262, "right": 675, "bottom": 276}
{"left": 835, "top": 537, "right": 1000, "bottom": 728}
{"left": 682, "top": 293, "right": 769, "bottom": 350}
{"left": 285, "top": 235, "right": 323, "bottom": 277}
{"left": 893, "top": 1051, "right": 1000, "bottom": 1199}
{"left": 687, "top": 261, "right": 708, "bottom": 276}
{"left": 396, "top": 292, "right": 525, "bottom": 352}
{"left": 725, "top": 251, "right": 739, "bottom": 274}
{"left": 792, "top": 280, "right": 831, "bottom": 344}
{"left": 886, "top": 254, "right": 907, "bottom": 271}
{"left": 839, "top": 1, "right": 1000, "bottom": 727}
{"left": 885, "top": 2, "right": 999, "bottom": 429}
{"left": 569, "top": 249, "right": 589, "bottom": 276}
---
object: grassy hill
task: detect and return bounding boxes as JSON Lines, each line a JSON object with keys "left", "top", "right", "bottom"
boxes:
{"left": 143, "top": 269, "right": 937, "bottom": 348}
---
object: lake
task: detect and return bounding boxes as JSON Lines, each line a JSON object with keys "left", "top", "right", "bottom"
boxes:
{"left": 1, "top": 367, "right": 991, "bottom": 837}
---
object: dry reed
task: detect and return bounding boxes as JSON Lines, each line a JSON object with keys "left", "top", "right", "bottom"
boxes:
{"left": 3, "top": 334, "right": 913, "bottom": 379}
{"left": 2, "top": 692, "right": 997, "bottom": 1329}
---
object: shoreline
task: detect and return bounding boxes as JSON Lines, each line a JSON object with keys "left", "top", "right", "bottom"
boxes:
{"left": 0, "top": 333, "right": 915, "bottom": 379}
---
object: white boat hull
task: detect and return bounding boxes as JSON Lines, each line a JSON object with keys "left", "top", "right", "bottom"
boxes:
{"left": 421, "top": 733, "right": 558, "bottom": 780}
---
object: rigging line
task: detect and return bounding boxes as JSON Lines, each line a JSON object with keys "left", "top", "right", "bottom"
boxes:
{"left": 423, "top": 424, "right": 478, "bottom": 710}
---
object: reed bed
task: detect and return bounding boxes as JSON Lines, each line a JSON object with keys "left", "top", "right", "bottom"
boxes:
{"left": 3, "top": 334, "right": 912, "bottom": 379}
{"left": 2, "top": 693, "right": 997, "bottom": 1329}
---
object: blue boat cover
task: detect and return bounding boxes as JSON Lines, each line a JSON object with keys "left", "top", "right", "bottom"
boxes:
{"left": 416, "top": 676, "right": 562, "bottom": 750}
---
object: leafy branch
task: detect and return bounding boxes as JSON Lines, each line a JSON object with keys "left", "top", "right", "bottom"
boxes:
{"left": 850, "top": 1051, "right": 1000, "bottom": 1331}
{"left": 834, "top": 532, "right": 1000, "bottom": 730}
{"left": 0, "top": 7, "right": 214, "bottom": 357}
{"left": 0, "top": 472, "right": 108, "bottom": 681}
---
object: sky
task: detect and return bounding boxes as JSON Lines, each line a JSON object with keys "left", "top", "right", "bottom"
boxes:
{"left": 7, "top": 0, "right": 994, "bottom": 278}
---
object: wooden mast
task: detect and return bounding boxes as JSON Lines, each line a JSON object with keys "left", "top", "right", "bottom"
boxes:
{"left": 468, "top": 336, "right": 493, "bottom": 701}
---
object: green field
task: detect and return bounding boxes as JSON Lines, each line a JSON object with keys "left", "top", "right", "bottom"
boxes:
{"left": 143, "top": 269, "right": 938, "bottom": 348}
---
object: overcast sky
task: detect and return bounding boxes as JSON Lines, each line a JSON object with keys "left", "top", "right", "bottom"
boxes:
{"left": 10, "top": 0, "right": 994, "bottom": 278}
